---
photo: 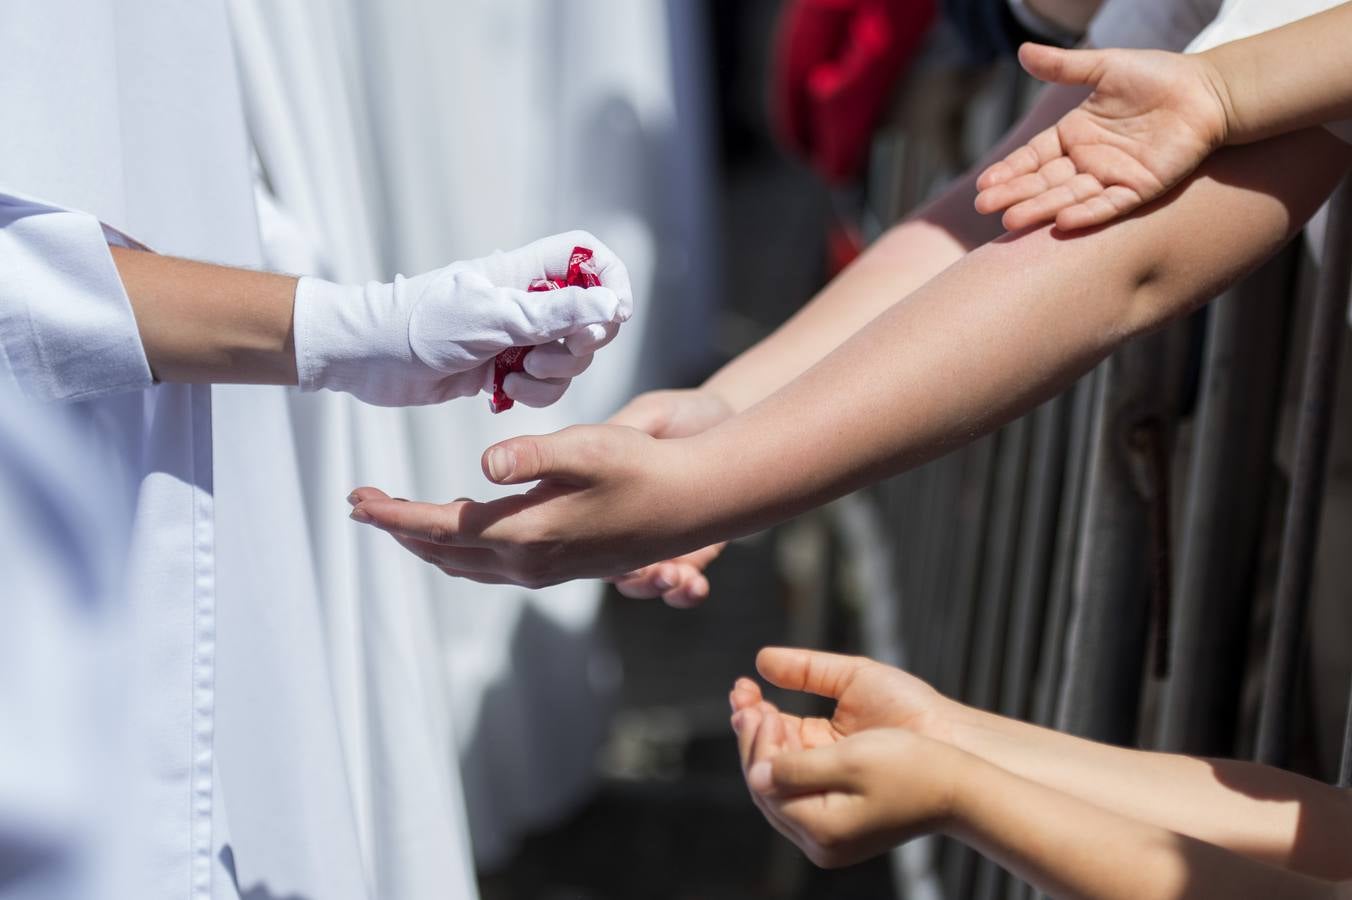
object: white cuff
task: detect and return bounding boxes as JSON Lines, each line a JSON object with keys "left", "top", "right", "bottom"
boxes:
{"left": 0, "top": 194, "right": 153, "bottom": 401}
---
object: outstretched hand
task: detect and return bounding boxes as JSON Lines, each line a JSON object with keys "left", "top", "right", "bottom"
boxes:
{"left": 732, "top": 698, "right": 962, "bottom": 868}
{"left": 601, "top": 388, "right": 735, "bottom": 607}
{"left": 348, "top": 423, "right": 709, "bottom": 588}
{"left": 974, "top": 43, "right": 1230, "bottom": 231}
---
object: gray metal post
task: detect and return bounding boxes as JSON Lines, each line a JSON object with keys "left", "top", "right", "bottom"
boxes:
{"left": 1256, "top": 176, "right": 1352, "bottom": 766}
{"left": 1057, "top": 324, "right": 1189, "bottom": 744}
{"left": 1159, "top": 247, "right": 1297, "bottom": 755}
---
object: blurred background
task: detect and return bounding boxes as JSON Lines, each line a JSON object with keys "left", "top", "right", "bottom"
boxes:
{"left": 18, "top": 0, "right": 1347, "bottom": 898}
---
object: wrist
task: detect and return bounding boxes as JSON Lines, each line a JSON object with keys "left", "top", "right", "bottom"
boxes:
{"left": 923, "top": 738, "right": 983, "bottom": 837}
{"left": 1195, "top": 49, "right": 1241, "bottom": 147}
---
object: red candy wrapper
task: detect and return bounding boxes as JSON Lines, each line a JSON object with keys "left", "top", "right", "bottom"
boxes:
{"left": 490, "top": 246, "right": 602, "bottom": 413}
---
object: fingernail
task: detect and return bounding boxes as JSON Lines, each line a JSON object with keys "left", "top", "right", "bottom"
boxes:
{"left": 350, "top": 507, "right": 372, "bottom": 524}
{"left": 486, "top": 447, "right": 515, "bottom": 482}
{"left": 730, "top": 711, "right": 745, "bottom": 731}
{"left": 346, "top": 492, "right": 360, "bottom": 507}
{"left": 653, "top": 571, "right": 675, "bottom": 591}
{"left": 749, "top": 761, "right": 773, "bottom": 793}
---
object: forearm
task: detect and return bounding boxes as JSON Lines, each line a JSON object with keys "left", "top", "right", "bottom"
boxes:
{"left": 946, "top": 753, "right": 1346, "bottom": 900}
{"left": 112, "top": 246, "right": 299, "bottom": 384}
{"left": 943, "top": 704, "right": 1352, "bottom": 879}
{"left": 684, "top": 128, "right": 1351, "bottom": 544}
{"left": 702, "top": 83, "right": 1091, "bottom": 413}
{"left": 1205, "top": 2, "right": 1352, "bottom": 145}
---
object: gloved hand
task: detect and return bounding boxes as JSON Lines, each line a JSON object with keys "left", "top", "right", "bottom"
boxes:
{"left": 292, "top": 230, "right": 632, "bottom": 407}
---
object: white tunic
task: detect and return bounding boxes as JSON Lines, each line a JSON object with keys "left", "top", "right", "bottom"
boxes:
{"left": 0, "top": 380, "right": 130, "bottom": 900}
{"left": 0, "top": 3, "right": 373, "bottom": 898}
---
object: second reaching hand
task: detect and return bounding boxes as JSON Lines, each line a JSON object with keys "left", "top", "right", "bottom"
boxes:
{"left": 976, "top": 2, "right": 1352, "bottom": 231}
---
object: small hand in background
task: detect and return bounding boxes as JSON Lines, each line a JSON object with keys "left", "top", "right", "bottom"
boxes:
{"left": 732, "top": 701, "right": 961, "bottom": 868}
{"left": 974, "top": 43, "right": 1230, "bottom": 231}
{"left": 602, "top": 388, "right": 736, "bottom": 607}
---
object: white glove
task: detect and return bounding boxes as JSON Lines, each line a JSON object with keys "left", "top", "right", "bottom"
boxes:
{"left": 292, "top": 230, "right": 632, "bottom": 407}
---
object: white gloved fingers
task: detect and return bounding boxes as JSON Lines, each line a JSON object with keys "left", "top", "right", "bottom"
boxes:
{"left": 472, "top": 230, "right": 633, "bottom": 321}
{"left": 563, "top": 320, "right": 621, "bottom": 356}
{"left": 503, "top": 372, "right": 571, "bottom": 408}
{"left": 522, "top": 343, "right": 594, "bottom": 379}
{"left": 497, "top": 283, "right": 625, "bottom": 345}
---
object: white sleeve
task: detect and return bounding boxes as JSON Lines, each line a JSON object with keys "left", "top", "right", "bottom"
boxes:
{"left": 1086, "top": 0, "right": 1223, "bottom": 50}
{"left": 1184, "top": 0, "right": 1352, "bottom": 144}
{"left": 0, "top": 192, "right": 153, "bottom": 401}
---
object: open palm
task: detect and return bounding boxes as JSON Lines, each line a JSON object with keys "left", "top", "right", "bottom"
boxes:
{"left": 975, "top": 43, "right": 1230, "bottom": 231}
{"left": 730, "top": 647, "right": 952, "bottom": 749}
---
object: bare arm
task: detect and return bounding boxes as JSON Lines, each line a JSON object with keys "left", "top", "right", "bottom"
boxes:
{"left": 736, "top": 648, "right": 1352, "bottom": 882}
{"left": 946, "top": 706, "right": 1352, "bottom": 880}
{"left": 1206, "top": 1, "right": 1352, "bottom": 145}
{"left": 111, "top": 246, "right": 299, "bottom": 385}
{"left": 684, "top": 128, "right": 1352, "bottom": 546}
{"left": 736, "top": 701, "right": 1350, "bottom": 900}
{"left": 949, "top": 751, "right": 1349, "bottom": 900}
{"left": 702, "top": 83, "right": 1092, "bottom": 413}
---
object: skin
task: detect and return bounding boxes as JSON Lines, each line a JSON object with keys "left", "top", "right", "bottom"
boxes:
{"left": 733, "top": 701, "right": 1352, "bottom": 898}
{"left": 112, "top": 246, "right": 300, "bottom": 384}
{"left": 348, "top": 126, "right": 1352, "bottom": 588}
{"left": 977, "top": 3, "right": 1352, "bottom": 230}
{"left": 732, "top": 648, "right": 1352, "bottom": 881}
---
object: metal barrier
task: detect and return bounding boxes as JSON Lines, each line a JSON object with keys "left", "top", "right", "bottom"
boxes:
{"left": 833, "top": 57, "right": 1352, "bottom": 899}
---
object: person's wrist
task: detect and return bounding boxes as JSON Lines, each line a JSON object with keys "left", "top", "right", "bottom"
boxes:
{"left": 909, "top": 692, "right": 973, "bottom": 745}
{"left": 1195, "top": 49, "right": 1240, "bottom": 147}
{"left": 912, "top": 736, "right": 975, "bottom": 836}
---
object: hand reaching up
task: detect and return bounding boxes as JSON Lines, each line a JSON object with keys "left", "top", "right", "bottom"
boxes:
{"left": 974, "top": 43, "right": 1231, "bottom": 231}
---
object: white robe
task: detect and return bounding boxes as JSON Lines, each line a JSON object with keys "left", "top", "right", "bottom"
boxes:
{"left": 0, "top": 3, "right": 380, "bottom": 897}
{"left": 0, "top": 380, "right": 130, "bottom": 900}
{"left": 227, "top": 0, "right": 716, "bottom": 870}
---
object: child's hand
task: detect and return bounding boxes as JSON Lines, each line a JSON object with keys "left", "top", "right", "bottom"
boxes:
{"left": 601, "top": 389, "right": 736, "bottom": 607}
{"left": 732, "top": 701, "right": 964, "bottom": 868}
{"left": 729, "top": 647, "right": 957, "bottom": 744}
{"left": 974, "top": 43, "right": 1231, "bottom": 231}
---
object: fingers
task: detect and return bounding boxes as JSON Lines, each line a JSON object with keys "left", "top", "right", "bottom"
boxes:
{"left": 730, "top": 676, "right": 763, "bottom": 713}
{"left": 523, "top": 230, "right": 635, "bottom": 322}
{"left": 502, "top": 372, "right": 571, "bottom": 408}
{"left": 563, "top": 321, "right": 620, "bottom": 356}
{"left": 608, "top": 558, "right": 712, "bottom": 608}
{"left": 975, "top": 127, "right": 1064, "bottom": 192}
{"left": 1055, "top": 183, "right": 1143, "bottom": 230}
{"left": 349, "top": 496, "right": 492, "bottom": 548}
{"left": 756, "top": 647, "right": 868, "bottom": 700}
{"left": 975, "top": 155, "right": 1078, "bottom": 215}
{"left": 747, "top": 705, "right": 787, "bottom": 793}
{"left": 347, "top": 486, "right": 392, "bottom": 505}
{"left": 1001, "top": 171, "right": 1106, "bottom": 231}
{"left": 755, "top": 743, "right": 854, "bottom": 797}
{"left": 733, "top": 704, "right": 764, "bottom": 776}
{"left": 506, "top": 283, "right": 627, "bottom": 341}
{"left": 384, "top": 532, "right": 500, "bottom": 572}
{"left": 522, "top": 343, "right": 594, "bottom": 379}
{"left": 1017, "top": 43, "right": 1104, "bottom": 88}
{"left": 481, "top": 425, "right": 609, "bottom": 486}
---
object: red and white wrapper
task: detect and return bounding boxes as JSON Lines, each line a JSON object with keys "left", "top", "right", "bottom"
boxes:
{"left": 490, "top": 245, "right": 602, "bottom": 413}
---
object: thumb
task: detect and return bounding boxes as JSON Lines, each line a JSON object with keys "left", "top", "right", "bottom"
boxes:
{"left": 756, "top": 744, "right": 853, "bottom": 796}
{"left": 756, "top": 647, "right": 869, "bottom": 700}
{"left": 1018, "top": 43, "right": 1103, "bottom": 87}
{"left": 482, "top": 425, "right": 602, "bottom": 486}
